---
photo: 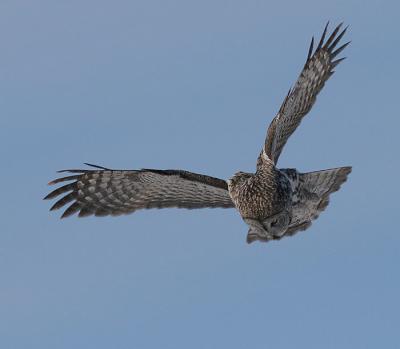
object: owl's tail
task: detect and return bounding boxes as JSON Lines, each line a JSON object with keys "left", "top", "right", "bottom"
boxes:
{"left": 280, "top": 166, "right": 352, "bottom": 237}
{"left": 298, "top": 166, "right": 352, "bottom": 212}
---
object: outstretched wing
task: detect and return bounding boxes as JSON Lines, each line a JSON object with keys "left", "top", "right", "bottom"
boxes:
{"left": 263, "top": 22, "right": 349, "bottom": 164}
{"left": 282, "top": 166, "right": 351, "bottom": 237}
{"left": 44, "top": 165, "right": 234, "bottom": 218}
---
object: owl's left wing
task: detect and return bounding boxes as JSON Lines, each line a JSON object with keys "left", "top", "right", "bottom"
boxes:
{"left": 44, "top": 165, "right": 234, "bottom": 218}
{"left": 263, "top": 22, "right": 349, "bottom": 165}
{"left": 282, "top": 166, "right": 351, "bottom": 237}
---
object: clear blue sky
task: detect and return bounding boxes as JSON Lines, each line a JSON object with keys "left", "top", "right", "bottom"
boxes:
{"left": 1, "top": 1, "right": 398, "bottom": 348}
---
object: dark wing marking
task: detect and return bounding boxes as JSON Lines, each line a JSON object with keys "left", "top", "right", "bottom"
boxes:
{"left": 282, "top": 166, "right": 351, "bottom": 237}
{"left": 44, "top": 166, "right": 234, "bottom": 218}
{"left": 263, "top": 22, "right": 350, "bottom": 164}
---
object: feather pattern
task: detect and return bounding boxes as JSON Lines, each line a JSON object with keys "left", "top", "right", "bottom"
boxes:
{"left": 44, "top": 167, "right": 234, "bottom": 218}
{"left": 282, "top": 166, "right": 352, "bottom": 237}
{"left": 263, "top": 22, "right": 350, "bottom": 164}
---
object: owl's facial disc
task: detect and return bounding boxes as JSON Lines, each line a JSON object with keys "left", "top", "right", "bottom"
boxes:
{"left": 263, "top": 211, "right": 290, "bottom": 237}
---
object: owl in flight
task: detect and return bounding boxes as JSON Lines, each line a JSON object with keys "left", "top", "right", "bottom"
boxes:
{"left": 45, "top": 23, "right": 351, "bottom": 243}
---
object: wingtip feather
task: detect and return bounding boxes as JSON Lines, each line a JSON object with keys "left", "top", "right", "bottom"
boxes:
{"left": 61, "top": 202, "right": 81, "bottom": 218}
{"left": 307, "top": 36, "right": 314, "bottom": 60}
{"left": 331, "top": 41, "right": 350, "bottom": 59}
{"left": 316, "top": 22, "right": 329, "bottom": 51}
{"left": 323, "top": 22, "right": 344, "bottom": 50}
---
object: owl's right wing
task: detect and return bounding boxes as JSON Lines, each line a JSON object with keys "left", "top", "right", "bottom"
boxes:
{"left": 263, "top": 22, "right": 349, "bottom": 165}
{"left": 44, "top": 165, "right": 234, "bottom": 218}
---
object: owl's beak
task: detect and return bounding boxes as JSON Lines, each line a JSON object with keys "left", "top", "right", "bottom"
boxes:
{"left": 246, "top": 231, "right": 258, "bottom": 244}
{"left": 246, "top": 228, "right": 274, "bottom": 244}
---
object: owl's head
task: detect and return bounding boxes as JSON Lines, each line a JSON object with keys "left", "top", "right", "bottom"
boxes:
{"left": 263, "top": 211, "right": 291, "bottom": 237}
{"left": 244, "top": 211, "right": 291, "bottom": 243}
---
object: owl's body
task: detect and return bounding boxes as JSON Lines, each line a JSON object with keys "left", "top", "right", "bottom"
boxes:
{"left": 45, "top": 23, "right": 352, "bottom": 244}
{"left": 229, "top": 168, "right": 293, "bottom": 242}
{"left": 228, "top": 160, "right": 292, "bottom": 219}
{"left": 228, "top": 154, "right": 350, "bottom": 242}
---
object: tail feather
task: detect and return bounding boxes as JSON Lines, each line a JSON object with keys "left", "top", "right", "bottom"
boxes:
{"left": 283, "top": 166, "right": 351, "bottom": 237}
{"left": 301, "top": 166, "right": 352, "bottom": 211}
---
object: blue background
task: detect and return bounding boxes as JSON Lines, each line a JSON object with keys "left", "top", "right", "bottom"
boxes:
{"left": 1, "top": 1, "right": 398, "bottom": 348}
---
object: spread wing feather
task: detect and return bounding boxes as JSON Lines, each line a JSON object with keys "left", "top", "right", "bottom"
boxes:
{"left": 44, "top": 165, "right": 234, "bottom": 218}
{"left": 264, "top": 22, "right": 350, "bottom": 164}
{"left": 282, "top": 166, "right": 351, "bottom": 237}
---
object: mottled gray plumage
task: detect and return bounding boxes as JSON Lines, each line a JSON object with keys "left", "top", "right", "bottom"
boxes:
{"left": 264, "top": 22, "right": 349, "bottom": 163}
{"left": 45, "top": 167, "right": 234, "bottom": 218}
{"left": 45, "top": 23, "right": 351, "bottom": 244}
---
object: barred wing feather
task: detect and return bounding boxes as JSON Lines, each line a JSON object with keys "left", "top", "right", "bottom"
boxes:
{"left": 264, "top": 22, "right": 349, "bottom": 164}
{"left": 44, "top": 166, "right": 234, "bottom": 218}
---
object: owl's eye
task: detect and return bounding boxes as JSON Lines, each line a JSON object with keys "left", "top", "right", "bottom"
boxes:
{"left": 271, "top": 219, "right": 279, "bottom": 227}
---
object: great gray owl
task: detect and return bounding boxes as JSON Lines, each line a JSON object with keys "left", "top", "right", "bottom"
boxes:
{"left": 45, "top": 22, "right": 351, "bottom": 244}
